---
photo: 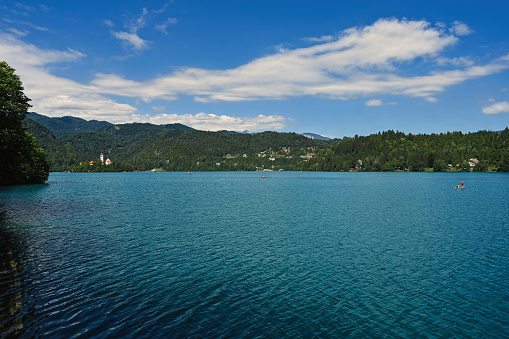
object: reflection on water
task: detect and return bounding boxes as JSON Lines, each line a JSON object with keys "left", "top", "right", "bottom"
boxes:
{"left": 0, "top": 207, "right": 25, "bottom": 335}
{"left": 0, "top": 183, "right": 51, "bottom": 336}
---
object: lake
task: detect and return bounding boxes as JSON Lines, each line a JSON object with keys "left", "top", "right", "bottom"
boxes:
{"left": 1, "top": 172, "right": 508, "bottom": 337}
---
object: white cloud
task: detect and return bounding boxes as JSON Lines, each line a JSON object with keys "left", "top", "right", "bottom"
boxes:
{"left": 3, "top": 18, "right": 48, "bottom": 31}
{"left": 151, "top": 105, "right": 167, "bottom": 111}
{"left": 14, "top": 3, "right": 34, "bottom": 12}
{"left": 482, "top": 101, "right": 509, "bottom": 114}
{"left": 450, "top": 21, "right": 473, "bottom": 36}
{"left": 425, "top": 97, "right": 438, "bottom": 103}
{"left": 0, "top": 32, "right": 137, "bottom": 120}
{"left": 121, "top": 7, "right": 148, "bottom": 34}
{"left": 109, "top": 6, "right": 175, "bottom": 49}
{"left": 104, "top": 19, "right": 114, "bottom": 27}
{"left": 111, "top": 31, "right": 150, "bottom": 51}
{"left": 365, "top": 99, "right": 384, "bottom": 106}
{"left": 155, "top": 18, "right": 177, "bottom": 34}
{"left": 0, "top": 33, "right": 84, "bottom": 66}
{"left": 130, "top": 113, "right": 293, "bottom": 132}
{"left": 7, "top": 28, "right": 27, "bottom": 36}
{"left": 91, "top": 18, "right": 508, "bottom": 104}
{"left": 302, "top": 35, "right": 334, "bottom": 43}
{"left": 37, "top": 94, "right": 138, "bottom": 122}
{"left": 436, "top": 56, "right": 474, "bottom": 66}
{"left": 365, "top": 99, "right": 397, "bottom": 106}
{"left": 1, "top": 18, "right": 509, "bottom": 125}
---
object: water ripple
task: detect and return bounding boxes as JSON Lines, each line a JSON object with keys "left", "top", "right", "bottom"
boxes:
{"left": 0, "top": 172, "right": 508, "bottom": 337}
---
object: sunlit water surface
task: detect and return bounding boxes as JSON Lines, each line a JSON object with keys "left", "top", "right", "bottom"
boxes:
{"left": 1, "top": 172, "right": 508, "bottom": 337}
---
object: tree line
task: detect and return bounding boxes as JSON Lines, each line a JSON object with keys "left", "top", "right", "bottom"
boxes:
{"left": 303, "top": 129, "right": 509, "bottom": 172}
{"left": 5, "top": 55, "right": 507, "bottom": 176}
{"left": 26, "top": 119, "right": 509, "bottom": 173}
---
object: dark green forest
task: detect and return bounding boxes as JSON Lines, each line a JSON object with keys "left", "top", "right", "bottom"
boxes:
{"left": 304, "top": 129, "right": 509, "bottom": 172}
{"left": 23, "top": 113, "right": 509, "bottom": 173}
{"left": 27, "top": 112, "right": 112, "bottom": 138}
{"left": 23, "top": 118, "right": 329, "bottom": 172}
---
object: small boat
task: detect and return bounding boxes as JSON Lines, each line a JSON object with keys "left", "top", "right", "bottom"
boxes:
{"left": 188, "top": 172, "right": 192, "bottom": 175}
{"left": 261, "top": 176, "right": 266, "bottom": 178}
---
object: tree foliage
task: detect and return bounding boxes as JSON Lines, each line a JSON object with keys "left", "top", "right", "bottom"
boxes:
{"left": 305, "top": 129, "right": 509, "bottom": 172}
{"left": 0, "top": 61, "right": 49, "bottom": 185}
{"left": 27, "top": 112, "right": 112, "bottom": 138}
{"left": 24, "top": 112, "right": 509, "bottom": 173}
{"left": 72, "top": 159, "right": 133, "bottom": 172}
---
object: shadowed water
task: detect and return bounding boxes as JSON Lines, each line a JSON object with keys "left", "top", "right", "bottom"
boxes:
{"left": 1, "top": 172, "right": 508, "bottom": 337}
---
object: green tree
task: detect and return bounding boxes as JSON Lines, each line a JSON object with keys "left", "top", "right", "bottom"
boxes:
{"left": 461, "top": 160, "right": 471, "bottom": 172}
{"left": 433, "top": 159, "right": 447, "bottom": 172}
{"left": 473, "top": 160, "right": 488, "bottom": 172}
{"left": 499, "top": 151, "right": 509, "bottom": 172}
{"left": 0, "top": 61, "right": 49, "bottom": 185}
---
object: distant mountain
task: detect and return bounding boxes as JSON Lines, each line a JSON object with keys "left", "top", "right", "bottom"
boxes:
{"left": 302, "top": 133, "right": 331, "bottom": 141}
{"left": 217, "top": 130, "right": 241, "bottom": 134}
{"left": 23, "top": 113, "right": 509, "bottom": 172}
{"left": 28, "top": 112, "right": 112, "bottom": 137}
{"left": 26, "top": 118, "right": 329, "bottom": 171}
{"left": 22, "top": 118, "right": 79, "bottom": 171}
{"left": 162, "top": 123, "right": 196, "bottom": 132}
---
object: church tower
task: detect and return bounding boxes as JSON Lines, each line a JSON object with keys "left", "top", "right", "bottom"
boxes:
{"left": 100, "top": 152, "right": 104, "bottom": 163}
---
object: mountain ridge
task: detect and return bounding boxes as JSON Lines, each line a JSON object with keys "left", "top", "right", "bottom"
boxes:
{"left": 23, "top": 113, "right": 509, "bottom": 173}
{"left": 28, "top": 112, "right": 112, "bottom": 138}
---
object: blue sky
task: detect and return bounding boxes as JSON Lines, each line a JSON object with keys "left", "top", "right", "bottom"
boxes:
{"left": 1, "top": 0, "right": 508, "bottom": 138}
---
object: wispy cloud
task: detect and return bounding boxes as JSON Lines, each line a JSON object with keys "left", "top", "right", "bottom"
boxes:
{"left": 436, "top": 56, "right": 474, "bottom": 67}
{"left": 92, "top": 19, "right": 509, "bottom": 104}
{"left": 1, "top": 18, "right": 508, "bottom": 128}
{"left": 14, "top": 2, "right": 34, "bottom": 12}
{"left": 151, "top": 105, "right": 167, "bottom": 112}
{"left": 103, "top": 19, "right": 114, "bottom": 28}
{"left": 2, "top": 18, "right": 48, "bottom": 31}
{"left": 0, "top": 33, "right": 84, "bottom": 66}
{"left": 155, "top": 17, "right": 177, "bottom": 34}
{"left": 365, "top": 99, "right": 384, "bottom": 106}
{"left": 482, "top": 101, "right": 509, "bottom": 114}
{"left": 111, "top": 31, "right": 150, "bottom": 51}
{"left": 110, "top": 7, "right": 150, "bottom": 51}
{"left": 302, "top": 35, "right": 334, "bottom": 43}
{"left": 0, "top": 31, "right": 292, "bottom": 129}
{"left": 7, "top": 27, "right": 28, "bottom": 36}
{"left": 365, "top": 99, "right": 397, "bottom": 106}
{"left": 109, "top": 6, "right": 176, "bottom": 51}
{"left": 0, "top": 32, "right": 138, "bottom": 122}
{"left": 128, "top": 7, "right": 148, "bottom": 33}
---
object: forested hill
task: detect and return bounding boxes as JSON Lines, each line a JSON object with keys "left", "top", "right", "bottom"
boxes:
{"left": 23, "top": 118, "right": 330, "bottom": 172}
{"left": 303, "top": 129, "right": 509, "bottom": 172}
{"left": 22, "top": 114, "right": 509, "bottom": 172}
{"left": 28, "top": 112, "right": 112, "bottom": 137}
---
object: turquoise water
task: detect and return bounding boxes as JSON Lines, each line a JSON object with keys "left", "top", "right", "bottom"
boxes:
{"left": 1, "top": 172, "right": 508, "bottom": 337}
